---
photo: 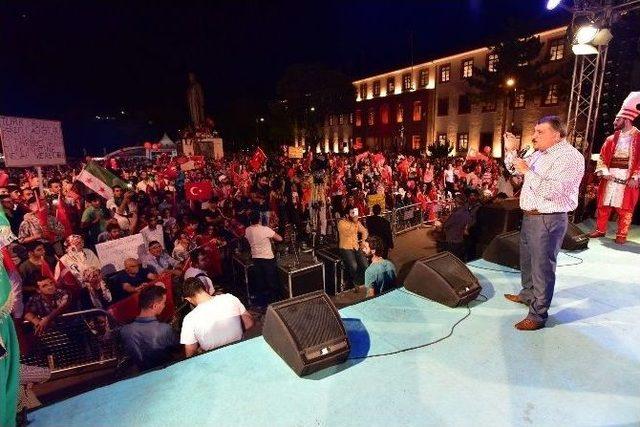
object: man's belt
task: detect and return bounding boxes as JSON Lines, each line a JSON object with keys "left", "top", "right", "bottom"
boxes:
{"left": 523, "top": 210, "right": 566, "bottom": 216}
{"left": 611, "top": 177, "right": 630, "bottom": 185}
{"left": 610, "top": 158, "right": 629, "bottom": 169}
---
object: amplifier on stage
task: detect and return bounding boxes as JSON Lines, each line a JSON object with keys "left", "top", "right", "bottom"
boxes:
{"left": 277, "top": 253, "right": 325, "bottom": 299}
{"left": 316, "top": 247, "right": 345, "bottom": 295}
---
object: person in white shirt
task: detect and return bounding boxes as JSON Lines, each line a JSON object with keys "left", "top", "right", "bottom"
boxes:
{"left": 106, "top": 186, "right": 137, "bottom": 231}
{"left": 180, "top": 277, "right": 253, "bottom": 357}
{"left": 244, "top": 211, "right": 283, "bottom": 306}
{"left": 183, "top": 250, "right": 215, "bottom": 295}
{"left": 139, "top": 214, "right": 165, "bottom": 248}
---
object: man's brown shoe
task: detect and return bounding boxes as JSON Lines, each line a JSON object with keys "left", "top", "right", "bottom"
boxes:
{"left": 514, "top": 318, "right": 545, "bottom": 331}
{"left": 588, "top": 230, "right": 606, "bottom": 238}
{"left": 504, "top": 294, "right": 528, "bottom": 306}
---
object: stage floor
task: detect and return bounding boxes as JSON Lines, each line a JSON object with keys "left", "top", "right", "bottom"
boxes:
{"left": 31, "top": 221, "right": 640, "bottom": 426}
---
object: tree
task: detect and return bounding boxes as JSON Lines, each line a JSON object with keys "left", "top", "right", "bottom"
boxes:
{"left": 467, "top": 25, "right": 569, "bottom": 157}
{"left": 427, "top": 137, "right": 454, "bottom": 158}
{"left": 276, "top": 64, "right": 355, "bottom": 150}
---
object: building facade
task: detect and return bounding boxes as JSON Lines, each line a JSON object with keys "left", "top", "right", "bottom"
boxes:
{"left": 351, "top": 26, "right": 569, "bottom": 156}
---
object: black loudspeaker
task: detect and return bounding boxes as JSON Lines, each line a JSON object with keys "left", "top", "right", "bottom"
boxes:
{"left": 263, "top": 291, "right": 350, "bottom": 376}
{"left": 562, "top": 223, "right": 589, "bottom": 251}
{"left": 477, "top": 198, "right": 523, "bottom": 244}
{"left": 482, "top": 231, "right": 521, "bottom": 270}
{"left": 404, "top": 252, "right": 481, "bottom": 307}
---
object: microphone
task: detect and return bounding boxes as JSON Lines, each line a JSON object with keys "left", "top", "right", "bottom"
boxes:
{"left": 519, "top": 145, "right": 532, "bottom": 158}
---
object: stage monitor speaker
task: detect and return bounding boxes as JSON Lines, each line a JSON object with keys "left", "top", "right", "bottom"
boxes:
{"left": 263, "top": 290, "right": 350, "bottom": 376}
{"left": 562, "top": 223, "right": 589, "bottom": 251}
{"left": 477, "top": 198, "right": 523, "bottom": 244}
{"left": 404, "top": 252, "right": 481, "bottom": 307}
{"left": 482, "top": 231, "right": 521, "bottom": 270}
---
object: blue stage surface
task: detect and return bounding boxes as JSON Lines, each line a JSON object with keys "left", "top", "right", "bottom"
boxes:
{"left": 32, "top": 222, "right": 640, "bottom": 427}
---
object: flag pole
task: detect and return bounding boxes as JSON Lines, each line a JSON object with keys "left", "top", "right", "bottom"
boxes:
{"left": 36, "top": 166, "right": 44, "bottom": 197}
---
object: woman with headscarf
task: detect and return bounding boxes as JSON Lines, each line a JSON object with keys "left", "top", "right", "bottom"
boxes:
{"left": 54, "top": 235, "right": 101, "bottom": 285}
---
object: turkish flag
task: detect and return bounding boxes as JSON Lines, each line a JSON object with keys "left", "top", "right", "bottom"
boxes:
{"left": 185, "top": 181, "right": 213, "bottom": 202}
{"left": 55, "top": 196, "right": 73, "bottom": 239}
{"left": 248, "top": 147, "right": 267, "bottom": 171}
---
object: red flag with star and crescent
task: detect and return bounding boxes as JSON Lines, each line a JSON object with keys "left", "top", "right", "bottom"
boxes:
{"left": 185, "top": 181, "right": 213, "bottom": 202}
{"left": 248, "top": 147, "right": 267, "bottom": 171}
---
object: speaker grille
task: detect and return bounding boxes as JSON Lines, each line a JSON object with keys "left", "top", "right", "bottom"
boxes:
{"left": 422, "top": 253, "right": 476, "bottom": 291}
{"left": 274, "top": 294, "right": 344, "bottom": 350}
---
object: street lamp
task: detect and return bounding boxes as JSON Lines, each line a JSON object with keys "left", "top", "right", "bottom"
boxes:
{"left": 546, "top": 0, "right": 562, "bottom": 10}
{"left": 506, "top": 78, "right": 515, "bottom": 87}
{"left": 310, "top": 106, "right": 315, "bottom": 112}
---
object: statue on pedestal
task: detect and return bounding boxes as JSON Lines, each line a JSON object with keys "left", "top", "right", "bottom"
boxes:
{"left": 187, "top": 72, "right": 205, "bottom": 127}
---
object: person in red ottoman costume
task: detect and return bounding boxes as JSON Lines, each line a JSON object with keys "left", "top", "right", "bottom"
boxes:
{"left": 590, "top": 92, "right": 640, "bottom": 244}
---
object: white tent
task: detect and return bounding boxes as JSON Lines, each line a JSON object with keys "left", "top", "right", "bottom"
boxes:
{"left": 158, "top": 133, "right": 176, "bottom": 148}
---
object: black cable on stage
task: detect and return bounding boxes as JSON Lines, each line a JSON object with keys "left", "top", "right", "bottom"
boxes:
{"left": 466, "top": 252, "right": 584, "bottom": 274}
{"left": 347, "top": 292, "right": 488, "bottom": 361}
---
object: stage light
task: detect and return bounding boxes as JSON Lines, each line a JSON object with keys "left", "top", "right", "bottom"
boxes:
{"left": 310, "top": 107, "right": 315, "bottom": 112}
{"left": 546, "top": 0, "right": 562, "bottom": 10}
{"left": 572, "top": 43, "right": 599, "bottom": 55}
{"left": 575, "top": 25, "right": 599, "bottom": 44}
{"left": 259, "top": 117, "right": 265, "bottom": 122}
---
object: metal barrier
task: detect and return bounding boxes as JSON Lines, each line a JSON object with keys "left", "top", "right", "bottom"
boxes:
{"left": 392, "top": 203, "right": 424, "bottom": 235}
{"left": 20, "top": 309, "right": 121, "bottom": 376}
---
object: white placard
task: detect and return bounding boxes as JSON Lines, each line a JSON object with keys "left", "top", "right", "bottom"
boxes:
{"left": 0, "top": 116, "right": 66, "bottom": 167}
{"left": 95, "top": 233, "right": 146, "bottom": 276}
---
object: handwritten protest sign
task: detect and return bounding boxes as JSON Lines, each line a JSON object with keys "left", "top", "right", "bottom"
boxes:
{"left": 0, "top": 116, "right": 66, "bottom": 167}
{"left": 95, "top": 233, "right": 146, "bottom": 275}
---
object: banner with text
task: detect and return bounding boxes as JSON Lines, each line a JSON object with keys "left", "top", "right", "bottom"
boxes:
{"left": 288, "top": 146, "right": 304, "bottom": 159}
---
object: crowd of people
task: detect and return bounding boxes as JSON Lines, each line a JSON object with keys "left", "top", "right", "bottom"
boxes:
{"left": 0, "top": 145, "right": 600, "bottom": 397}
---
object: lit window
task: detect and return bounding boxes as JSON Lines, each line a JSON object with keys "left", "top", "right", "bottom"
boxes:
{"left": 329, "top": 115, "right": 334, "bottom": 126}
{"left": 368, "top": 108, "right": 375, "bottom": 126}
{"left": 513, "top": 90, "right": 525, "bottom": 109}
{"left": 380, "top": 104, "right": 390, "bottom": 124}
{"left": 349, "top": 113, "right": 354, "bottom": 124}
{"left": 355, "top": 110, "right": 362, "bottom": 127}
{"left": 457, "top": 133, "right": 469, "bottom": 152}
{"left": 487, "top": 53, "right": 498, "bottom": 72}
{"left": 413, "top": 101, "right": 422, "bottom": 121}
{"left": 402, "top": 73, "right": 412, "bottom": 91}
{"left": 412, "top": 135, "right": 422, "bottom": 150}
{"left": 549, "top": 39, "right": 565, "bottom": 61}
{"left": 387, "top": 77, "right": 395, "bottom": 94}
{"left": 419, "top": 69, "right": 429, "bottom": 87}
{"left": 437, "top": 133, "right": 448, "bottom": 145}
{"left": 439, "top": 64, "right": 451, "bottom": 83}
{"left": 437, "top": 97, "right": 449, "bottom": 116}
{"left": 544, "top": 84, "right": 559, "bottom": 106}
{"left": 396, "top": 104, "right": 404, "bottom": 123}
{"left": 462, "top": 59, "right": 473, "bottom": 78}
{"left": 339, "top": 114, "right": 344, "bottom": 125}
{"left": 359, "top": 83, "right": 368, "bottom": 100}
{"left": 373, "top": 80, "right": 381, "bottom": 97}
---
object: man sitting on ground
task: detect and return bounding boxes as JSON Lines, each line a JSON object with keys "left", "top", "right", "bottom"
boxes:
{"left": 141, "top": 240, "right": 181, "bottom": 276}
{"left": 179, "top": 277, "right": 254, "bottom": 357}
{"left": 120, "top": 285, "right": 178, "bottom": 370}
{"left": 111, "top": 258, "right": 157, "bottom": 296}
{"left": 362, "top": 236, "right": 397, "bottom": 297}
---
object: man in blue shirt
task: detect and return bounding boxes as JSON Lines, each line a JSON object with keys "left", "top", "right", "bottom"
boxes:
{"left": 119, "top": 285, "right": 178, "bottom": 370}
{"left": 362, "top": 236, "right": 397, "bottom": 297}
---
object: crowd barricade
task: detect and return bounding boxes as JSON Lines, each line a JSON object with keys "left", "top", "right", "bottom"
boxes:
{"left": 20, "top": 308, "right": 121, "bottom": 376}
{"left": 392, "top": 203, "right": 424, "bottom": 235}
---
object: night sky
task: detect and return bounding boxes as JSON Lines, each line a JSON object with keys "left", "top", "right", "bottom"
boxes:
{"left": 1, "top": 1, "right": 570, "bottom": 153}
